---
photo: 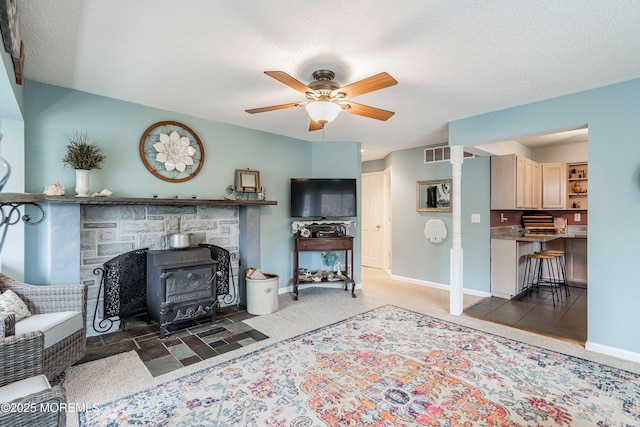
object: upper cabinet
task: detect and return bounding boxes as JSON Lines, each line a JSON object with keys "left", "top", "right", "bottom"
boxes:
{"left": 541, "top": 163, "right": 566, "bottom": 209}
{"left": 567, "top": 162, "right": 588, "bottom": 210}
{"left": 491, "top": 155, "right": 540, "bottom": 210}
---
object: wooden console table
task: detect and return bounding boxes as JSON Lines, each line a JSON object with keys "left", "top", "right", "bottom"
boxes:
{"left": 294, "top": 236, "right": 355, "bottom": 300}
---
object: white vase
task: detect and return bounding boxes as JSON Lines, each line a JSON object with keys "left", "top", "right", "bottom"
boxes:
{"left": 75, "top": 169, "right": 90, "bottom": 197}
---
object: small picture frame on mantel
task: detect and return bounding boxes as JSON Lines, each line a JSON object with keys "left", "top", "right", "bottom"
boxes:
{"left": 235, "top": 169, "right": 260, "bottom": 193}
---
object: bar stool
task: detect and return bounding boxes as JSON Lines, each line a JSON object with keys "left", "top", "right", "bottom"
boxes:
{"left": 540, "top": 250, "right": 570, "bottom": 298}
{"left": 521, "top": 252, "right": 561, "bottom": 306}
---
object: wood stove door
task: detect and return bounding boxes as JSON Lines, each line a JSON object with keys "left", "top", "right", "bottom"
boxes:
{"left": 158, "top": 264, "right": 217, "bottom": 337}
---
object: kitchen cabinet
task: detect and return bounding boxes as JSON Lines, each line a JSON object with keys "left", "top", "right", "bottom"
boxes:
{"left": 490, "top": 239, "right": 540, "bottom": 299}
{"left": 491, "top": 155, "right": 540, "bottom": 210}
{"left": 541, "top": 163, "right": 566, "bottom": 209}
{"left": 567, "top": 162, "right": 588, "bottom": 210}
{"left": 565, "top": 238, "right": 587, "bottom": 284}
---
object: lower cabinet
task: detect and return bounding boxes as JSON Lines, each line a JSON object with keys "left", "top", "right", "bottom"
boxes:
{"left": 491, "top": 237, "right": 588, "bottom": 299}
{"left": 490, "top": 239, "right": 540, "bottom": 299}
{"left": 565, "top": 238, "right": 588, "bottom": 284}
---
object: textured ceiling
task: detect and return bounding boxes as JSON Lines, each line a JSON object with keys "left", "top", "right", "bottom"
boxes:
{"left": 17, "top": 0, "right": 640, "bottom": 161}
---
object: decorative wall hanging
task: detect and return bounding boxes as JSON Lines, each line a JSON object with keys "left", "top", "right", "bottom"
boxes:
{"left": 0, "top": 0, "right": 24, "bottom": 84}
{"left": 139, "top": 121, "right": 205, "bottom": 183}
{"left": 235, "top": 169, "right": 260, "bottom": 193}
{"left": 416, "top": 179, "right": 452, "bottom": 212}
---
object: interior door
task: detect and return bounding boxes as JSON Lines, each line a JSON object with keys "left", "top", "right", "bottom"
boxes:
{"left": 362, "top": 173, "right": 384, "bottom": 268}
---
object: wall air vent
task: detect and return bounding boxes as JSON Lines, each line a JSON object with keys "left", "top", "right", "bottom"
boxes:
{"left": 424, "top": 146, "right": 475, "bottom": 164}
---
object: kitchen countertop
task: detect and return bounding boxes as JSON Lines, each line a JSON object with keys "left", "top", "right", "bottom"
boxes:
{"left": 491, "top": 226, "right": 587, "bottom": 242}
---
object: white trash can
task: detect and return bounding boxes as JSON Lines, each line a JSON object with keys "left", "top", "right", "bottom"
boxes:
{"left": 246, "top": 274, "right": 279, "bottom": 315}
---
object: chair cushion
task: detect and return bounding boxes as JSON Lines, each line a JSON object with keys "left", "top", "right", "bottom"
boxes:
{"left": 0, "top": 290, "right": 31, "bottom": 321}
{"left": 0, "top": 374, "right": 50, "bottom": 403}
{"left": 15, "top": 311, "right": 83, "bottom": 349}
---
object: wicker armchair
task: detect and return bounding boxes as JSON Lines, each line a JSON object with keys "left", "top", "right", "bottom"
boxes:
{"left": 0, "top": 331, "right": 67, "bottom": 426}
{"left": 0, "top": 273, "right": 87, "bottom": 382}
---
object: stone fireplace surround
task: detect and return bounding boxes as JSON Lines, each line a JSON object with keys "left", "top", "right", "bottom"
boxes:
{"left": 39, "top": 197, "right": 276, "bottom": 336}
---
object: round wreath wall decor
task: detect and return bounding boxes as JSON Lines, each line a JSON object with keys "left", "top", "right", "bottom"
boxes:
{"left": 139, "top": 121, "right": 205, "bottom": 182}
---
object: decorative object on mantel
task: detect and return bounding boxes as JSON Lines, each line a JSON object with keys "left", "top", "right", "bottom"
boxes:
{"left": 224, "top": 185, "right": 237, "bottom": 200}
{"left": 62, "top": 131, "right": 106, "bottom": 197}
{"left": 424, "top": 218, "right": 448, "bottom": 244}
{"left": 0, "top": 133, "right": 11, "bottom": 192}
{"left": 139, "top": 121, "right": 205, "bottom": 183}
{"left": 43, "top": 182, "right": 65, "bottom": 196}
{"left": 235, "top": 169, "right": 260, "bottom": 194}
{"left": 91, "top": 189, "right": 113, "bottom": 197}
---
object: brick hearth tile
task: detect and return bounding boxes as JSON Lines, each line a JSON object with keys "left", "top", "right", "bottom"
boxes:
{"left": 206, "top": 339, "right": 227, "bottom": 349}
{"left": 225, "top": 333, "right": 249, "bottom": 344}
{"left": 163, "top": 339, "right": 183, "bottom": 347}
{"left": 136, "top": 344, "right": 170, "bottom": 362}
{"left": 137, "top": 337, "right": 163, "bottom": 349}
{"left": 214, "top": 342, "right": 242, "bottom": 355}
{"left": 236, "top": 337, "right": 256, "bottom": 347}
{"left": 144, "top": 355, "right": 183, "bottom": 377}
{"left": 180, "top": 355, "right": 202, "bottom": 367}
{"left": 224, "top": 322, "right": 253, "bottom": 334}
{"left": 196, "top": 326, "right": 227, "bottom": 338}
{"left": 226, "top": 312, "right": 253, "bottom": 322}
{"left": 245, "top": 329, "right": 269, "bottom": 341}
{"left": 167, "top": 343, "right": 197, "bottom": 360}
{"left": 191, "top": 344, "right": 217, "bottom": 360}
{"left": 181, "top": 335, "right": 205, "bottom": 347}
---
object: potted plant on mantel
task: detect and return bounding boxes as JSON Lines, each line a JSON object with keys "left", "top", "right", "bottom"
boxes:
{"left": 62, "top": 131, "right": 106, "bottom": 197}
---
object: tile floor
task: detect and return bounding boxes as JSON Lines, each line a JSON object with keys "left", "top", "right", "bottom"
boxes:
{"left": 76, "top": 305, "right": 269, "bottom": 377}
{"left": 465, "top": 285, "right": 587, "bottom": 343}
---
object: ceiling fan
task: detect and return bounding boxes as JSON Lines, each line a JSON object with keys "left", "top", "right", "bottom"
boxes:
{"left": 245, "top": 70, "right": 398, "bottom": 131}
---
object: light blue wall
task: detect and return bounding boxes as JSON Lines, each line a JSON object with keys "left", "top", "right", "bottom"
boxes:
{"left": 388, "top": 147, "right": 490, "bottom": 291}
{"left": 23, "top": 80, "right": 361, "bottom": 290}
{"left": 362, "top": 159, "right": 385, "bottom": 173}
{"left": 0, "top": 48, "right": 23, "bottom": 120}
{"left": 450, "top": 77, "right": 640, "bottom": 355}
{"left": 310, "top": 142, "right": 362, "bottom": 282}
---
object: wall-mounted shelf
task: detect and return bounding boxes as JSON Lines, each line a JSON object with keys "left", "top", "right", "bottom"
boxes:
{"left": 44, "top": 196, "right": 277, "bottom": 207}
{"left": 567, "top": 162, "right": 588, "bottom": 210}
{"left": 0, "top": 193, "right": 47, "bottom": 254}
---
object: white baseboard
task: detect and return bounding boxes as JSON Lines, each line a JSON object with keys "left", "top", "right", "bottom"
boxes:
{"left": 585, "top": 341, "right": 640, "bottom": 364}
{"left": 389, "top": 274, "right": 491, "bottom": 298}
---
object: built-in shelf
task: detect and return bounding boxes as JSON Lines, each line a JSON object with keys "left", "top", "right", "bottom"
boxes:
{"left": 567, "top": 162, "right": 588, "bottom": 210}
{"left": 44, "top": 196, "right": 277, "bottom": 207}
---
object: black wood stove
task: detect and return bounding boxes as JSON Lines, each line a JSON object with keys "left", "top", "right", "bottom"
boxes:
{"left": 147, "top": 247, "right": 218, "bottom": 338}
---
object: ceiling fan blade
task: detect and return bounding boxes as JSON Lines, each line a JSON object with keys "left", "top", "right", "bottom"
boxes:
{"left": 342, "top": 101, "right": 395, "bottom": 121}
{"left": 245, "top": 102, "right": 300, "bottom": 114}
{"left": 264, "top": 71, "right": 314, "bottom": 94}
{"left": 309, "top": 120, "right": 324, "bottom": 131}
{"left": 335, "top": 72, "right": 397, "bottom": 98}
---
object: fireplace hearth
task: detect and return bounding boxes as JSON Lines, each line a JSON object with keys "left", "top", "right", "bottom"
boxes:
{"left": 147, "top": 247, "right": 218, "bottom": 338}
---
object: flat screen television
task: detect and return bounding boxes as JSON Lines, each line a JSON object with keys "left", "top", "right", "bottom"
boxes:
{"left": 290, "top": 178, "right": 357, "bottom": 218}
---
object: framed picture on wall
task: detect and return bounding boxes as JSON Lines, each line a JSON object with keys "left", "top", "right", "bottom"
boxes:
{"left": 235, "top": 169, "right": 260, "bottom": 193}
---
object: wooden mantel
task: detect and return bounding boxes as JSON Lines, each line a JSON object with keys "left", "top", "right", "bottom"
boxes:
{"left": 44, "top": 196, "right": 277, "bottom": 207}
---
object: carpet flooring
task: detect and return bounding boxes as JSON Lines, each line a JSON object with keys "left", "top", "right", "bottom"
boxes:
{"left": 78, "top": 304, "right": 640, "bottom": 426}
{"left": 64, "top": 268, "right": 640, "bottom": 427}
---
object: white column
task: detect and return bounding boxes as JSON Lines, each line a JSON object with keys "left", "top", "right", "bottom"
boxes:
{"left": 450, "top": 145, "right": 464, "bottom": 315}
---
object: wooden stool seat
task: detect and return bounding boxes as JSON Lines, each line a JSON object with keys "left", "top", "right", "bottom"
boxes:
{"left": 539, "top": 249, "right": 570, "bottom": 298}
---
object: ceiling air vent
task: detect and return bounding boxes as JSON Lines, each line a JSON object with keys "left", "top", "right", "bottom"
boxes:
{"left": 424, "top": 146, "right": 475, "bottom": 164}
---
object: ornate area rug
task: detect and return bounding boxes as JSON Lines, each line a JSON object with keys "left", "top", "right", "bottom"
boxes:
{"left": 79, "top": 305, "right": 640, "bottom": 426}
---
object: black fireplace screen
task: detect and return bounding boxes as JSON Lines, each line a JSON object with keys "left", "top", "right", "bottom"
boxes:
{"left": 199, "top": 244, "right": 236, "bottom": 304}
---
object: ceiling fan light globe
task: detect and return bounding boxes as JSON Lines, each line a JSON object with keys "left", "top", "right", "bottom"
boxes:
{"left": 306, "top": 101, "right": 341, "bottom": 124}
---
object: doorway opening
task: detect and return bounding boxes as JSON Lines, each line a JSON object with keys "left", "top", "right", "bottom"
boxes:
{"left": 465, "top": 126, "right": 588, "bottom": 345}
